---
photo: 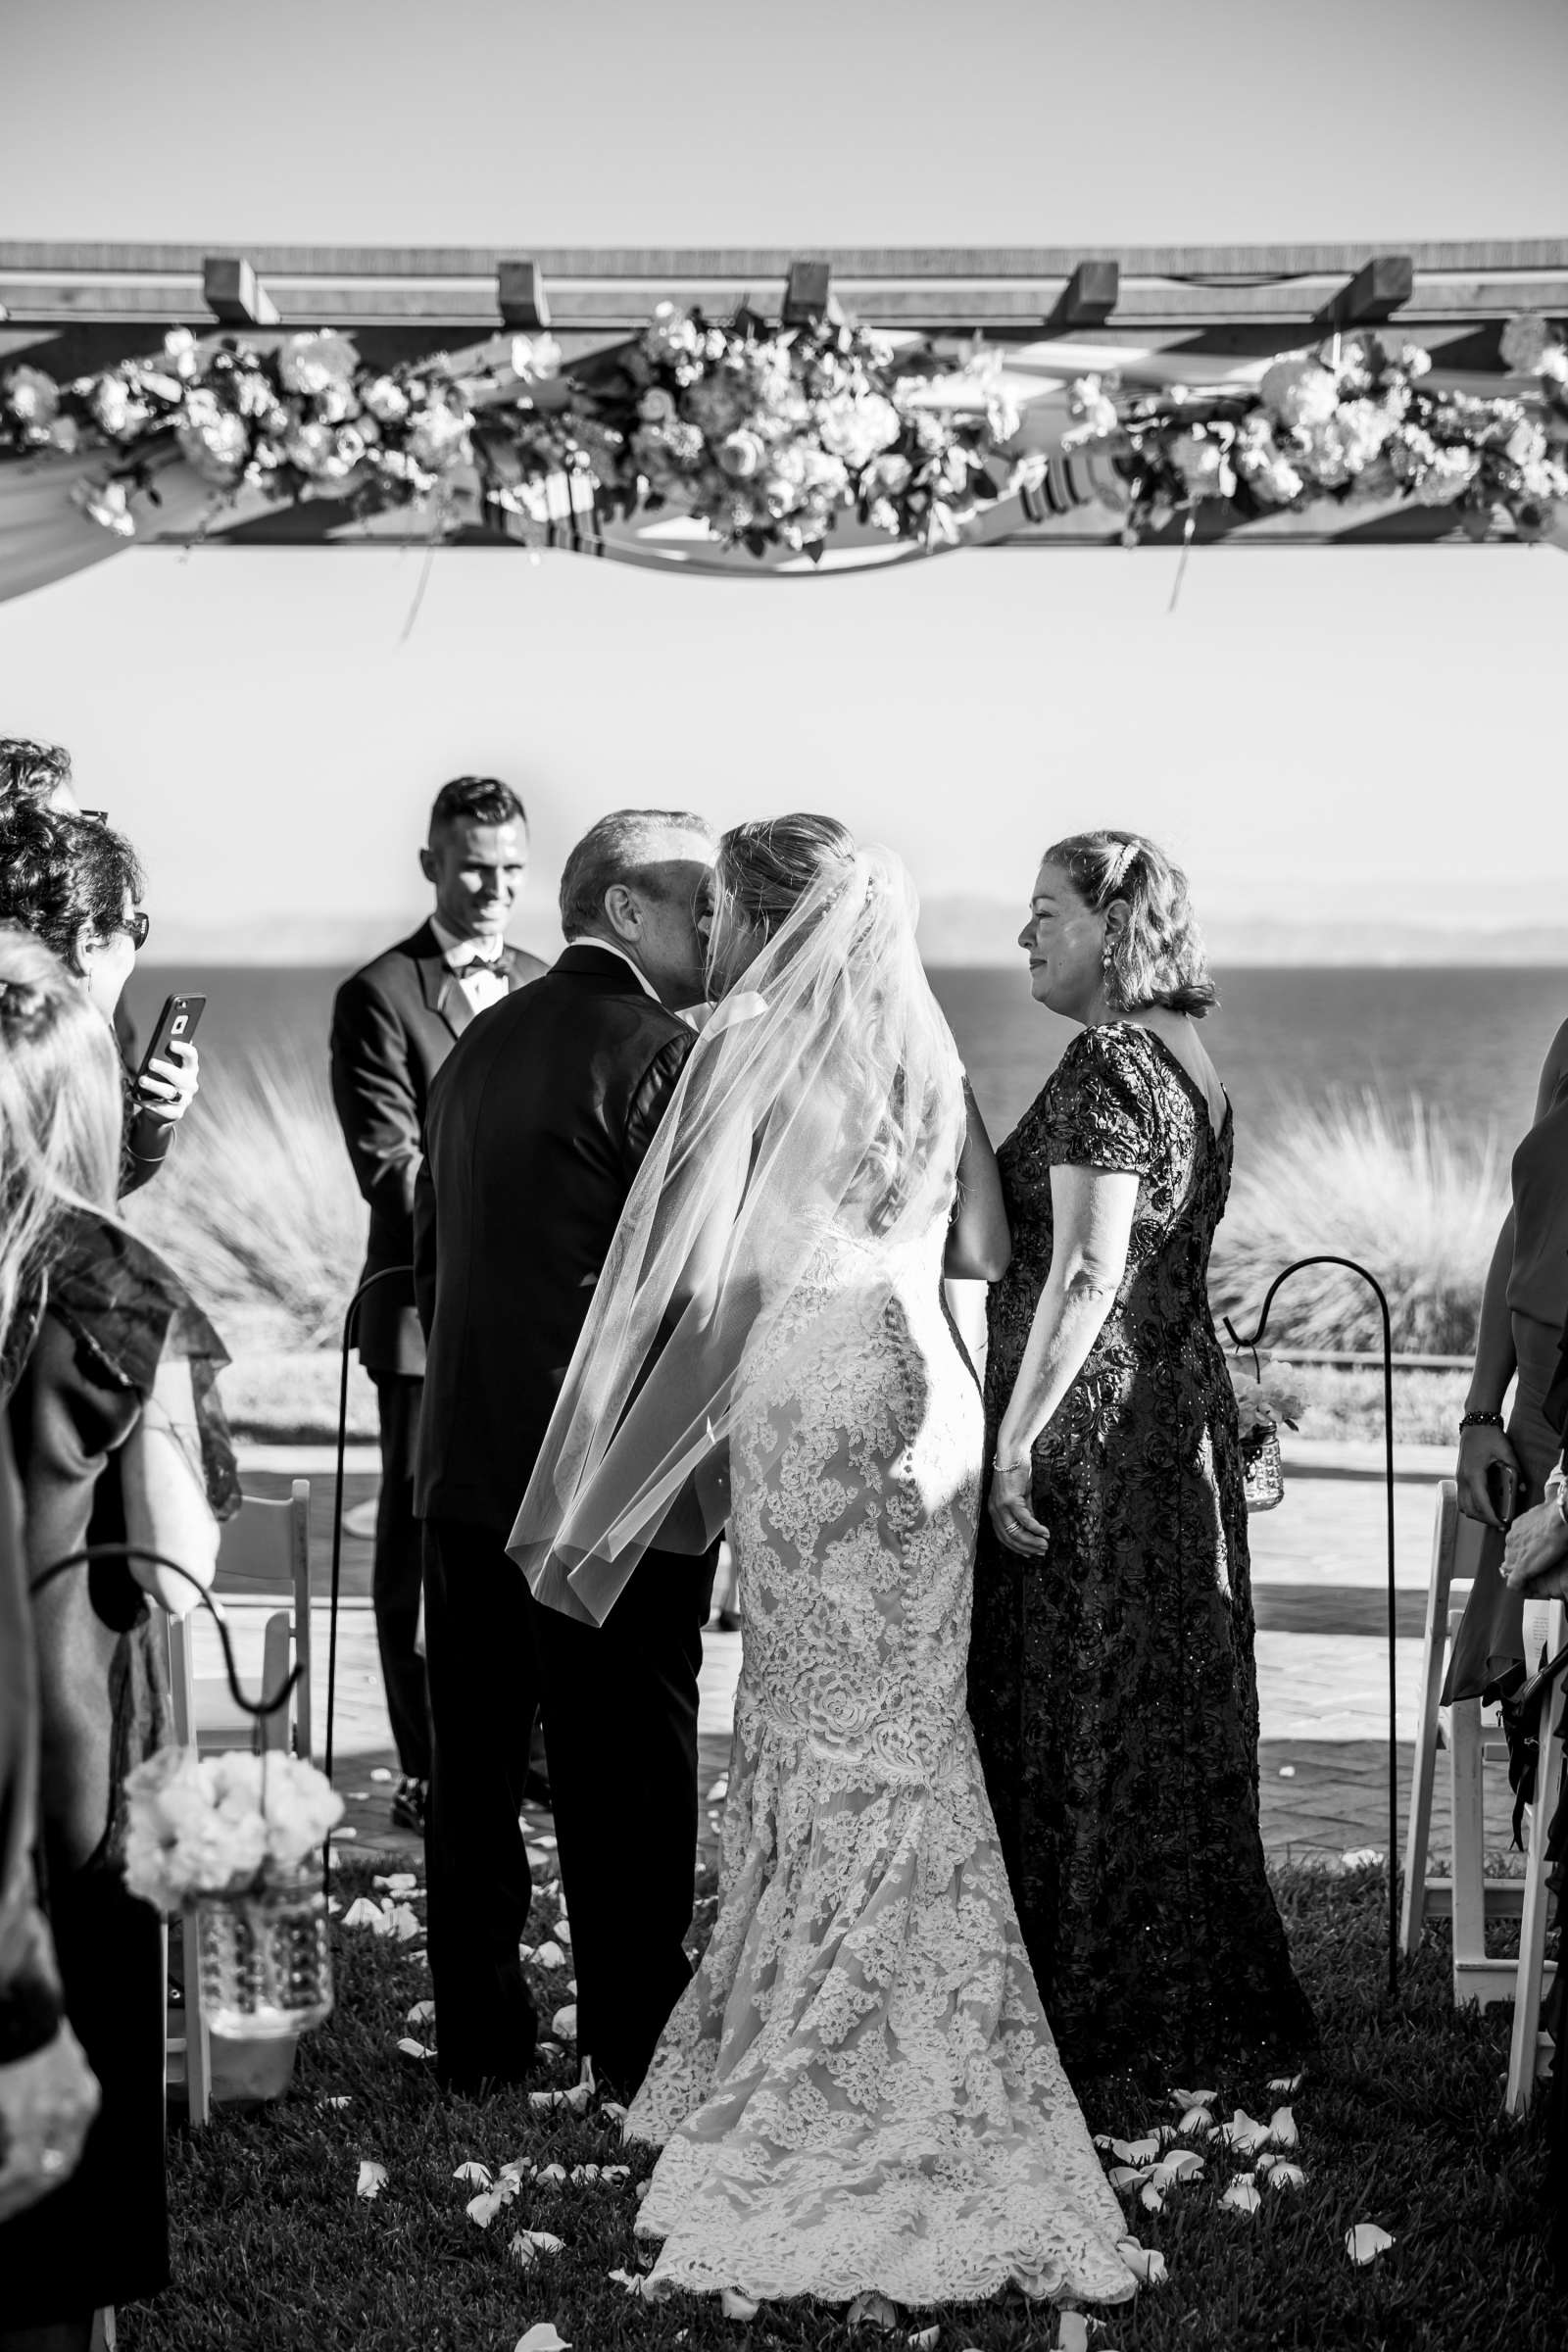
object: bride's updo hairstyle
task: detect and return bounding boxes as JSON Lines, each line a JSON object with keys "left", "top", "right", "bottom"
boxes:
{"left": 1046, "top": 828, "right": 1219, "bottom": 1018}
{"left": 715, "top": 812, "right": 858, "bottom": 939}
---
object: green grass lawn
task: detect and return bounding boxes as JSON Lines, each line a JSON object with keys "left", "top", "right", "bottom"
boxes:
{"left": 122, "top": 1863, "right": 1557, "bottom": 2352}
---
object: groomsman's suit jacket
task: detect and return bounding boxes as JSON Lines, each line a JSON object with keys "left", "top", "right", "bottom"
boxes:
{"left": 330, "top": 921, "right": 547, "bottom": 1376}
{"left": 413, "top": 943, "right": 695, "bottom": 1532}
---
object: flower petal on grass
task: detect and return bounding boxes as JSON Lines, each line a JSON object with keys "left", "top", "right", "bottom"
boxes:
{"left": 1139, "top": 2184, "right": 1163, "bottom": 2215}
{"left": 721, "top": 2288, "right": 760, "bottom": 2320}
{"left": 1266, "top": 2163, "right": 1306, "bottom": 2191}
{"left": 552, "top": 2005, "right": 577, "bottom": 2040}
{"left": 1152, "top": 2149, "right": 1205, "bottom": 2185}
{"left": 1268, "top": 2105, "right": 1298, "bottom": 2148}
{"left": 389, "top": 1903, "right": 421, "bottom": 1941}
{"left": 453, "top": 2162, "right": 492, "bottom": 2185}
{"left": 907, "top": 2331, "right": 939, "bottom": 2351}
{"left": 848, "top": 2291, "right": 900, "bottom": 2328}
{"left": 1342, "top": 1847, "right": 1383, "bottom": 1870}
{"left": 466, "top": 2186, "right": 516, "bottom": 2228}
{"left": 1168, "top": 2086, "right": 1216, "bottom": 2108}
{"left": 355, "top": 2160, "right": 387, "bottom": 2199}
{"left": 1106, "top": 2165, "right": 1149, "bottom": 2190}
{"left": 537, "top": 2163, "right": 568, "bottom": 2183}
{"left": 534, "top": 1941, "right": 566, "bottom": 1969}
{"left": 318, "top": 2094, "right": 351, "bottom": 2109}
{"left": 1217, "top": 2109, "right": 1270, "bottom": 2154}
{"left": 708, "top": 1777, "right": 728, "bottom": 1800}
{"left": 1176, "top": 2106, "right": 1215, "bottom": 2136}
{"left": 395, "top": 2036, "right": 432, "bottom": 2059}
{"left": 374, "top": 1872, "right": 420, "bottom": 1894}
{"left": 1056, "top": 2316, "right": 1091, "bottom": 2352}
{"left": 368, "top": 1767, "right": 393, "bottom": 1783}
{"left": 609, "top": 2267, "right": 651, "bottom": 2298}
{"left": 602, "top": 2101, "right": 628, "bottom": 2125}
{"left": 1346, "top": 2223, "right": 1395, "bottom": 2264}
{"left": 1094, "top": 2134, "right": 1159, "bottom": 2164}
{"left": 341, "top": 1897, "right": 385, "bottom": 1930}
{"left": 1268, "top": 2073, "right": 1303, "bottom": 2094}
{"left": 515, "top": 2329, "right": 570, "bottom": 2352}
{"left": 407, "top": 2000, "right": 436, "bottom": 2027}
{"left": 1116, "top": 2240, "right": 1167, "bottom": 2286}
{"left": 1221, "top": 2177, "right": 1261, "bottom": 2215}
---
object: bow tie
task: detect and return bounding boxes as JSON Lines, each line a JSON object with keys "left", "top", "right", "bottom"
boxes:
{"left": 443, "top": 939, "right": 506, "bottom": 972}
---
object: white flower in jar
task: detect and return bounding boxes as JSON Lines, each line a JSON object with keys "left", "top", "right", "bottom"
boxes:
{"left": 177, "top": 408, "right": 250, "bottom": 482}
{"left": 1412, "top": 444, "right": 1481, "bottom": 505}
{"left": 408, "top": 400, "right": 471, "bottom": 469}
{"left": 1507, "top": 417, "right": 1548, "bottom": 466}
{"left": 717, "top": 427, "right": 765, "bottom": 478}
{"left": 1166, "top": 429, "right": 1237, "bottom": 501}
{"left": 638, "top": 386, "right": 678, "bottom": 425}
{"left": 4, "top": 364, "right": 60, "bottom": 429}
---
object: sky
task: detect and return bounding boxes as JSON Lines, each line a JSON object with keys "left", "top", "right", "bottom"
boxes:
{"left": 3, "top": 0, "right": 1566, "bottom": 956}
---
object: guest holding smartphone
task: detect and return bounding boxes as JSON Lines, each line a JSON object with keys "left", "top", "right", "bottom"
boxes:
{"left": 0, "top": 798, "right": 199, "bottom": 1193}
{"left": 1445, "top": 1012, "right": 1568, "bottom": 1707}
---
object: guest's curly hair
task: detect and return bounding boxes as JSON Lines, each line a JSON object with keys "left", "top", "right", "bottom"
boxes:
{"left": 0, "top": 736, "right": 73, "bottom": 808}
{"left": 1045, "top": 828, "right": 1218, "bottom": 1018}
{"left": 0, "top": 803, "right": 144, "bottom": 971}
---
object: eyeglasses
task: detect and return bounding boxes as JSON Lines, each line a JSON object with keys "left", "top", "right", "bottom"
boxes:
{"left": 77, "top": 809, "right": 109, "bottom": 825}
{"left": 122, "top": 910, "right": 150, "bottom": 952}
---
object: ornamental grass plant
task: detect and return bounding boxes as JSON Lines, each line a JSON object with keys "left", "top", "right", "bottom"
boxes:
{"left": 122, "top": 1043, "right": 366, "bottom": 1353}
{"left": 1211, "top": 1090, "right": 1506, "bottom": 1357}
{"left": 120, "top": 1857, "right": 1557, "bottom": 2352}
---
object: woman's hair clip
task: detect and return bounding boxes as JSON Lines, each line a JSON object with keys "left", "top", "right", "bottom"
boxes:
{"left": 1102, "top": 838, "right": 1138, "bottom": 896}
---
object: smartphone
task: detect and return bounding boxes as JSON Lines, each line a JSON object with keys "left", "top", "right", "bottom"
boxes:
{"left": 1486, "top": 1460, "right": 1519, "bottom": 1526}
{"left": 137, "top": 993, "right": 206, "bottom": 1082}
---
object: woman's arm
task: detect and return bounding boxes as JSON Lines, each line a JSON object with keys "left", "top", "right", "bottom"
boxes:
{"left": 1455, "top": 1018, "right": 1568, "bottom": 1524}
{"left": 987, "top": 1162, "right": 1139, "bottom": 1556}
{"left": 945, "top": 1080, "right": 1011, "bottom": 1282}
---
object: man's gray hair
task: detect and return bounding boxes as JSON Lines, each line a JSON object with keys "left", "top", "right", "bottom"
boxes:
{"left": 559, "top": 809, "right": 714, "bottom": 939}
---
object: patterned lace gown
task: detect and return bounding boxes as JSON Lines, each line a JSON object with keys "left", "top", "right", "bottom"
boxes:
{"left": 967, "top": 1022, "right": 1318, "bottom": 2082}
{"left": 625, "top": 1209, "right": 1142, "bottom": 2311}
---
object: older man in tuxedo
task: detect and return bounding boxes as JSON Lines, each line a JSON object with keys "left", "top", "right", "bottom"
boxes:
{"left": 415, "top": 808, "right": 717, "bottom": 2098}
{"left": 331, "top": 775, "right": 548, "bottom": 1834}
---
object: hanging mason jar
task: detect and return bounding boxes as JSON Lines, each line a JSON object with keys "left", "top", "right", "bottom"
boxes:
{"left": 193, "top": 1865, "right": 333, "bottom": 2040}
{"left": 1242, "top": 1420, "right": 1285, "bottom": 1512}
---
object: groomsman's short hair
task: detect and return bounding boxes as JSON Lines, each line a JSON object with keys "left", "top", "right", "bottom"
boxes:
{"left": 428, "top": 775, "right": 527, "bottom": 837}
{"left": 560, "top": 809, "right": 714, "bottom": 939}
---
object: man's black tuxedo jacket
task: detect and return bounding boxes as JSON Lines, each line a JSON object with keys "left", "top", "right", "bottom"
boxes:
{"left": 413, "top": 944, "right": 694, "bottom": 1531}
{"left": 330, "top": 920, "right": 548, "bottom": 1376}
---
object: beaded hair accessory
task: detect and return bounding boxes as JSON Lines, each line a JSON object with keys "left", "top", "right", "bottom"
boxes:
{"left": 0, "top": 974, "right": 48, "bottom": 1033}
{"left": 1101, "top": 838, "right": 1138, "bottom": 898}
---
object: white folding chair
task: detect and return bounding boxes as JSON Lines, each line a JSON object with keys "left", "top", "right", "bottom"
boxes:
{"left": 164, "top": 1480, "right": 313, "bottom": 2127}
{"left": 1506, "top": 1596, "right": 1567, "bottom": 2115}
{"left": 1401, "top": 1480, "right": 1526, "bottom": 1998}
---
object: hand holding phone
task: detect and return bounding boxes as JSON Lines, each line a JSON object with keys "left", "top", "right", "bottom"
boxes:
{"left": 135, "top": 994, "right": 205, "bottom": 1127}
{"left": 1486, "top": 1459, "right": 1520, "bottom": 1527}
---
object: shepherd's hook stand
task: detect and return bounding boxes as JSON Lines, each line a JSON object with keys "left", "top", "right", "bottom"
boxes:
{"left": 324, "top": 1265, "right": 415, "bottom": 1890}
{"left": 1225, "top": 1252, "right": 1399, "bottom": 2001}
{"left": 29, "top": 1546, "right": 300, "bottom": 1731}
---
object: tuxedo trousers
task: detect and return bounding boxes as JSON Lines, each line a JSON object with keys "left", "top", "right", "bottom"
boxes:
{"left": 422, "top": 1517, "right": 715, "bottom": 2098}
{"left": 370, "top": 1372, "right": 432, "bottom": 1781}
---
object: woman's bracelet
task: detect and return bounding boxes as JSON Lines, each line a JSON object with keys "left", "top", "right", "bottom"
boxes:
{"left": 1459, "top": 1409, "right": 1506, "bottom": 1432}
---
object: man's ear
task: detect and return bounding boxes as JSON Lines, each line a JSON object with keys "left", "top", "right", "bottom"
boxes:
{"left": 602, "top": 883, "right": 639, "bottom": 944}
{"left": 418, "top": 844, "right": 437, "bottom": 886}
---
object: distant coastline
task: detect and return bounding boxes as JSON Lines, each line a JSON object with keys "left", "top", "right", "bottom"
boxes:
{"left": 140, "top": 905, "right": 1568, "bottom": 969}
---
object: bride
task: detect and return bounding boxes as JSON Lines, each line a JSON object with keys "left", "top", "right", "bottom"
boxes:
{"left": 510, "top": 815, "right": 1143, "bottom": 2313}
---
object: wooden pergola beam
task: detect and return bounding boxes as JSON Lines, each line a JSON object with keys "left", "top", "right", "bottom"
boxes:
{"left": 1313, "top": 253, "right": 1415, "bottom": 333}
{"left": 1046, "top": 260, "right": 1120, "bottom": 331}
{"left": 202, "top": 255, "right": 279, "bottom": 327}
{"left": 497, "top": 259, "right": 550, "bottom": 330}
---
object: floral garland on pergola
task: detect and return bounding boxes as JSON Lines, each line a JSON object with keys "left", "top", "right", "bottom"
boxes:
{"left": 1063, "top": 316, "right": 1568, "bottom": 544}
{"left": 1, "top": 304, "right": 1564, "bottom": 556}
{"left": 0, "top": 303, "right": 1023, "bottom": 558}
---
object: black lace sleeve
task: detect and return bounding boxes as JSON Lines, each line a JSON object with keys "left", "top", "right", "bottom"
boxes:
{"left": 45, "top": 1212, "right": 241, "bottom": 1521}
{"left": 1041, "top": 1026, "right": 1154, "bottom": 1178}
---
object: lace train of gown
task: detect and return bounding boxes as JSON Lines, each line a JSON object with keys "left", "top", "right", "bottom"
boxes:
{"left": 624, "top": 1220, "right": 1142, "bottom": 2310}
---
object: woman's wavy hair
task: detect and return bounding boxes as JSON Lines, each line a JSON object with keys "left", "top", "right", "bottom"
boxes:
{"left": 0, "top": 802, "right": 144, "bottom": 971}
{"left": 0, "top": 927, "right": 123, "bottom": 1348}
{"left": 1045, "top": 828, "right": 1218, "bottom": 1019}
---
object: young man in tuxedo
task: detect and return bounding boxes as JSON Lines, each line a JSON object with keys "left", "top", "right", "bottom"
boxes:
{"left": 330, "top": 776, "right": 548, "bottom": 1834}
{"left": 415, "top": 808, "right": 717, "bottom": 2098}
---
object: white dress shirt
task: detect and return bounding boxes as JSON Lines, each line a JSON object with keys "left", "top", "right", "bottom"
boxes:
{"left": 431, "top": 915, "right": 510, "bottom": 1017}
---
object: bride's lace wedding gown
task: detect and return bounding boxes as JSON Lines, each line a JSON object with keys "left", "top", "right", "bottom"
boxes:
{"left": 624, "top": 1210, "right": 1143, "bottom": 2310}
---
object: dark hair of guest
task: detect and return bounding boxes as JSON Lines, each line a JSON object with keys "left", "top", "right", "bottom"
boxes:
{"left": 427, "top": 775, "right": 527, "bottom": 838}
{"left": 0, "top": 804, "right": 145, "bottom": 973}
{"left": 0, "top": 737, "right": 73, "bottom": 808}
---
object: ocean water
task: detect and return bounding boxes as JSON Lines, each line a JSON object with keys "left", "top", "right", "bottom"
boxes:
{"left": 124, "top": 960, "right": 1567, "bottom": 1155}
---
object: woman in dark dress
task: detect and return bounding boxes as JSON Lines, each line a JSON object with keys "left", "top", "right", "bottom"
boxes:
{"left": 0, "top": 929, "right": 237, "bottom": 2351}
{"left": 967, "top": 829, "right": 1316, "bottom": 2083}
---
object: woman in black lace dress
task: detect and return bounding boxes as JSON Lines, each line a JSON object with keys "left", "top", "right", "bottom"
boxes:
{"left": 967, "top": 830, "right": 1316, "bottom": 2083}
